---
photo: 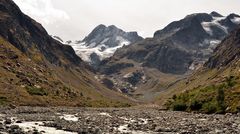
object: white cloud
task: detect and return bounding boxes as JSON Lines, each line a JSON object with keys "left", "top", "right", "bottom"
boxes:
{"left": 13, "top": 0, "right": 69, "bottom": 25}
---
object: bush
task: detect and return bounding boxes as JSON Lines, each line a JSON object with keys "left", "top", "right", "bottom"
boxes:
{"left": 202, "top": 102, "right": 217, "bottom": 114}
{"left": 216, "top": 88, "right": 226, "bottom": 113}
{"left": 172, "top": 101, "right": 187, "bottom": 111}
{"left": 226, "top": 76, "right": 236, "bottom": 88}
{"left": 190, "top": 100, "right": 202, "bottom": 111}
{"left": 26, "top": 86, "right": 48, "bottom": 96}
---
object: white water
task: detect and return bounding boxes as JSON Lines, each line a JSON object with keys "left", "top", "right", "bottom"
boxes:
{"left": 13, "top": 121, "right": 77, "bottom": 134}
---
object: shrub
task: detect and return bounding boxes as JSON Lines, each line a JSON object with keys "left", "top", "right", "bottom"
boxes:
{"left": 202, "top": 102, "right": 217, "bottom": 114}
{"left": 216, "top": 88, "right": 226, "bottom": 113}
{"left": 172, "top": 94, "right": 177, "bottom": 100}
{"left": 172, "top": 101, "right": 187, "bottom": 111}
{"left": 226, "top": 76, "right": 236, "bottom": 88}
{"left": 26, "top": 86, "right": 48, "bottom": 96}
{"left": 190, "top": 100, "right": 202, "bottom": 111}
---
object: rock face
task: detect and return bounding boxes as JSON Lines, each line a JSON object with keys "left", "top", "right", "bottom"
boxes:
{"left": 206, "top": 25, "right": 240, "bottom": 68}
{"left": 70, "top": 24, "right": 143, "bottom": 67}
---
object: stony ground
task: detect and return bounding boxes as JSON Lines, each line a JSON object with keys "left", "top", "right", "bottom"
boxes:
{"left": 0, "top": 106, "right": 239, "bottom": 134}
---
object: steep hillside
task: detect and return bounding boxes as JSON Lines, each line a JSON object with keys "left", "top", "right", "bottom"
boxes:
{"left": 96, "top": 12, "right": 240, "bottom": 101}
{"left": 0, "top": 0, "right": 134, "bottom": 107}
{"left": 70, "top": 25, "right": 143, "bottom": 67}
{"left": 162, "top": 25, "right": 240, "bottom": 113}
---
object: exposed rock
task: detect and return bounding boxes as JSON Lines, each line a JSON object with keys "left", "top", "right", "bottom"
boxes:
{"left": 101, "top": 78, "right": 114, "bottom": 89}
{"left": 99, "top": 62, "right": 134, "bottom": 75}
{"left": 206, "top": 25, "right": 240, "bottom": 68}
{"left": 4, "top": 118, "right": 12, "bottom": 124}
{"left": 123, "top": 71, "right": 144, "bottom": 86}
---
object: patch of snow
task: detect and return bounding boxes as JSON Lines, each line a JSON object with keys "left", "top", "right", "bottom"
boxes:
{"left": 116, "top": 36, "right": 130, "bottom": 46}
{"left": 88, "top": 42, "right": 97, "bottom": 48}
{"left": 14, "top": 121, "right": 77, "bottom": 134}
{"left": 209, "top": 40, "right": 221, "bottom": 49}
{"left": 231, "top": 17, "right": 240, "bottom": 24}
{"left": 59, "top": 114, "right": 79, "bottom": 122}
{"left": 69, "top": 37, "right": 131, "bottom": 62}
{"left": 201, "top": 17, "right": 228, "bottom": 35}
{"left": 189, "top": 63, "right": 196, "bottom": 70}
{"left": 173, "top": 28, "right": 181, "bottom": 33}
{"left": 101, "top": 38, "right": 110, "bottom": 44}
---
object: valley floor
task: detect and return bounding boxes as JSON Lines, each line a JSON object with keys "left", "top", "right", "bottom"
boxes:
{"left": 0, "top": 107, "right": 239, "bottom": 134}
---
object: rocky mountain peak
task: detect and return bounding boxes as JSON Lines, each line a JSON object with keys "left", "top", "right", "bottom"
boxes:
{"left": 184, "top": 13, "right": 213, "bottom": 22}
{"left": 227, "top": 13, "right": 240, "bottom": 19}
{"left": 210, "top": 11, "right": 223, "bottom": 17}
{"left": 70, "top": 25, "right": 143, "bottom": 67}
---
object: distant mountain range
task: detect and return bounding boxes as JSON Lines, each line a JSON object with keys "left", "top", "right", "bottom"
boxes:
{"left": 55, "top": 25, "right": 143, "bottom": 67}
{"left": 93, "top": 11, "right": 240, "bottom": 100}
{"left": 102, "top": 11, "right": 240, "bottom": 74}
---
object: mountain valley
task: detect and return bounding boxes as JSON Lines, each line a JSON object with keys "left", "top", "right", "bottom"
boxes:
{"left": 0, "top": 0, "right": 134, "bottom": 107}
{"left": 0, "top": 0, "right": 240, "bottom": 133}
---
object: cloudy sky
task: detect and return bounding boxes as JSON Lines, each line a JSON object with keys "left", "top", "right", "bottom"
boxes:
{"left": 13, "top": 0, "right": 240, "bottom": 41}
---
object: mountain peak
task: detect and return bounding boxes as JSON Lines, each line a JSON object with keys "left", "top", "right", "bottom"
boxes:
{"left": 96, "top": 24, "right": 107, "bottom": 28}
{"left": 210, "top": 11, "right": 223, "bottom": 17}
{"left": 227, "top": 13, "right": 240, "bottom": 19}
{"left": 91, "top": 24, "right": 107, "bottom": 32}
{"left": 184, "top": 13, "right": 213, "bottom": 22}
{"left": 108, "top": 25, "right": 118, "bottom": 29}
{"left": 70, "top": 24, "right": 143, "bottom": 66}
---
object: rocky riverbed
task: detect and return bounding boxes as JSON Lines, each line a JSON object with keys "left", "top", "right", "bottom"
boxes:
{"left": 0, "top": 106, "right": 239, "bottom": 134}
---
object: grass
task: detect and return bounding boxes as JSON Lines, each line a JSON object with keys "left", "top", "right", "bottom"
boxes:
{"left": 25, "top": 86, "right": 48, "bottom": 96}
{"left": 166, "top": 76, "right": 240, "bottom": 114}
